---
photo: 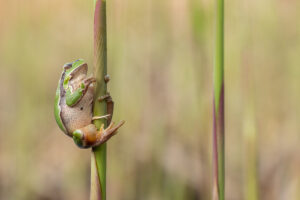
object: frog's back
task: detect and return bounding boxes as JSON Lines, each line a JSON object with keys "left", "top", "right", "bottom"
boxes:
{"left": 54, "top": 72, "right": 68, "bottom": 134}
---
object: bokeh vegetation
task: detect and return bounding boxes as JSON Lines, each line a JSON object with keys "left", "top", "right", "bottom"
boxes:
{"left": 0, "top": 0, "right": 299, "bottom": 199}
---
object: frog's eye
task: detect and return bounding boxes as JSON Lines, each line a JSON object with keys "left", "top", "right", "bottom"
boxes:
{"left": 63, "top": 63, "right": 72, "bottom": 70}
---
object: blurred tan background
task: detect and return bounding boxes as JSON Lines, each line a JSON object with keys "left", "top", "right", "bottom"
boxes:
{"left": 0, "top": 0, "right": 299, "bottom": 199}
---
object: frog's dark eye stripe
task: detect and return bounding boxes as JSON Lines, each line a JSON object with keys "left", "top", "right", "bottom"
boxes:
{"left": 63, "top": 63, "right": 72, "bottom": 70}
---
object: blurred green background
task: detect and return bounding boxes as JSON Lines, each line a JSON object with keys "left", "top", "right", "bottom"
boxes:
{"left": 0, "top": 0, "right": 299, "bottom": 199}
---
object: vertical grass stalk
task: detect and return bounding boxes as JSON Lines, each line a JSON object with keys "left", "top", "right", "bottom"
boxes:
{"left": 242, "top": 68, "right": 258, "bottom": 200}
{"left": 212, "top": 0, "right": 224, "bottom": 199}
{"left": 243, "top": 105, "right": 258, "bottom": 200}
{"left": 91, "top": 0, "right": 108, "bottom": 199}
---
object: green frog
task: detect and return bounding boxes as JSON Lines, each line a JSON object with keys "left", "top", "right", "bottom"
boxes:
{"left": 54, "top": 59, "right": 124, "bottom": 148}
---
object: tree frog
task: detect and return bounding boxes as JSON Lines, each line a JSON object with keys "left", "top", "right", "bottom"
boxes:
{"left": 54, "top": 59, "right": 124, "bottom": 148}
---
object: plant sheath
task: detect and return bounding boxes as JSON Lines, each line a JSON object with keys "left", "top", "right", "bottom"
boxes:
{"left": 212, "top": 0, "right": 224, "bottom": 199}
{"left": 91, "top": 0, "right": 108, "bottom": 200}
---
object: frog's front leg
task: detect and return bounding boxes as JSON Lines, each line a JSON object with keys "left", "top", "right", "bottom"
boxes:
{"left": 98, "top": 92, "right": 114, "bottom": 124}
{"left": 92, "top": 114, "right": 111, "bottom": 120}
{"left": 72, "top": 121, "right": 125, "bottom": 148}
{"left": 91, "top": 93, "right": 113, "bottom": 122}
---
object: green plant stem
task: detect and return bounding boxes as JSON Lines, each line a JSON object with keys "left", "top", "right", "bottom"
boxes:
{"left": 212, "top": 0, "right": 224, "bottom": 199}
{"left": 90, "top": 0, "right": 107, "bottom": 199}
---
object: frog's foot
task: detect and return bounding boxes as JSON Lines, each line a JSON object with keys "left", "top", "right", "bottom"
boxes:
{"left": 94, "top": 120, "right": 125, "bottom": 146}
{"left": 98, "top": 93, "right": 114, "bottom": 124}
{"left": 92, "top": 114, "right": 111, "bottom": 120}
{"left": 83, "top": 76, "right": 96, "bottom": 86}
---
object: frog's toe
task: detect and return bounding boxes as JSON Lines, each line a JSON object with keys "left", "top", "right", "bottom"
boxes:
{"left": 94, "top": 120, "right": 125, "bottom": 146}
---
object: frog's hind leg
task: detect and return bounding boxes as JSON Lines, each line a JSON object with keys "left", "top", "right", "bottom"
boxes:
{"left": 72, "top": 120, "right": 124, "bottom": 148}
